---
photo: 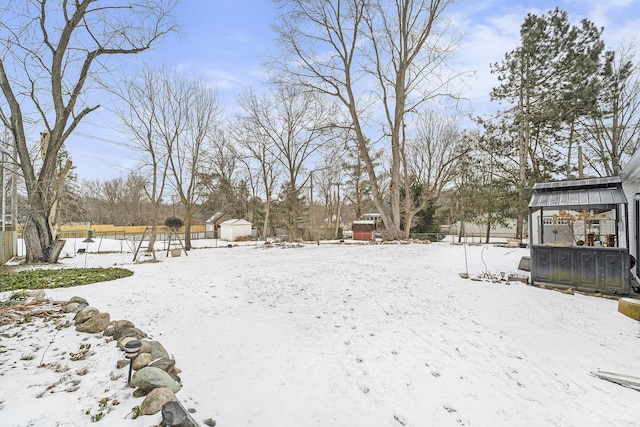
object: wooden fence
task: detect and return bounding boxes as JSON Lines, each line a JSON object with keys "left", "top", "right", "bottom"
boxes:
{"left": 0, "top": 231, "right": 17, "bottom": 264}
{"left": 44, "top": 224, "right": 207, "bottom": 240}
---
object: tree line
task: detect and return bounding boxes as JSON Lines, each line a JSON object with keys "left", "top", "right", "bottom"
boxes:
{"left": 0, "top": 1, "right": 638, "bottom": 263}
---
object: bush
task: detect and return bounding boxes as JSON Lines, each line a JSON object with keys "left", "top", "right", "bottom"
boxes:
{"left": 165, "top": 217, "right": 183, "bottom": 230}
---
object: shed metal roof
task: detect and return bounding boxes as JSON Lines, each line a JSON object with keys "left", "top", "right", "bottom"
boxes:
{"left": 532, "top": 176, "right": 622, "bottom": 191}
{"left": 529, "top": 177, "right": 627, "bottom": 209}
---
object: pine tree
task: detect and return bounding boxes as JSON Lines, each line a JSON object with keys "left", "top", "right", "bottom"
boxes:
{"left": 490, "top": 8, "right": 604, "bottom": 238}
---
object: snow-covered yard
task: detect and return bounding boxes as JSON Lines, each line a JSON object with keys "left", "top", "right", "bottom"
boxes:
{"left": 1, "top": 239, "right": 639, "bottom": 426}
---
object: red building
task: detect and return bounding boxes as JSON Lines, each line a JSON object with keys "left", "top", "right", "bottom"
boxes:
{"left": 352, "top": 220, "right": 376, "bottom": 241}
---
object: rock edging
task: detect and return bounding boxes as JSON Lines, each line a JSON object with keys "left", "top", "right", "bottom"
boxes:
{"left": 62, "top": 295, "right": 214, "bottom": 426}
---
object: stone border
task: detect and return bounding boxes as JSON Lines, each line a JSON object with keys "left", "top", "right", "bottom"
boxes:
{"left": 63, "top": 295, "right": 214, "bottom": 426}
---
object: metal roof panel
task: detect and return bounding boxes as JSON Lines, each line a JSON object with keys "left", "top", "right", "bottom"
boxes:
{"left": 529, "top": 187, "right": 626, "bottom": 208}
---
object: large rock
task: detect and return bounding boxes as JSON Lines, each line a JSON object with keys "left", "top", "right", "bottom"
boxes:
{"left": 74, "top": 306, "right": 99, "bottom": 324}
{"left": 64, "top": 297, "right": 89, "bottom": 313}
{"left": 132, "top": 367, "right": 180, "bottom": 393}
{"left": 149, "top": 357, "right": 176, "bottom": 374}
{"left": 140, "top": 340, "right": 171, "bottom": 360}
{"left": 161, "top": 401, "right": 199, "bottom": 427}
{"left": 140, "top": 387, "right": 178, "bottom": 415}
{"left": 112, "top": 319, "right": 136, "bottom": 329}
{"left": 24, "top": 290, "right": 47, "bottom": 300}
{"left": 63, "top": 302, "right": 83, "bottom": 313}
{"left": 67, "top": 296, "right": 88, "bottom": 305}
{"left": 76, "top": 312, "right": 110, "bottom": 333}
{"left": 112, "top": 326, "right": 147, "bottom": 341}
{"left": 133, "top": 353, "right": 153, "bottom": 370}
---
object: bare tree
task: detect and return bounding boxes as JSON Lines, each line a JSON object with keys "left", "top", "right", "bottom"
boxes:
{"left": 115, "top": 65, "right": 172, "bottom": 257}
{"left": 238, "top": 85, "right": 335, "bottom": 237}
{"left": 0, "top": 0, "right": 177, "bottom": 262}
{"left": 273, "top": 0, "right": 460, "bottom": 239}
{"left": 579, "top": 44, "right": 640, "bottom": 175}
{"left": 403, "top": 110, "right": 467, "bottom": 232}
{"left": 234, "top": 109, "right": 282, "bottom": 236}
{"left": 161, "top": 71, "right": 223, "bottom": 250}
{"left": 83, "top": 174, "right": 147, "bottom": 225}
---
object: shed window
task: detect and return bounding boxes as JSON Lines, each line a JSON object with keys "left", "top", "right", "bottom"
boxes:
{"left": 535, "top": 208, "right": 619, "bottom": 247}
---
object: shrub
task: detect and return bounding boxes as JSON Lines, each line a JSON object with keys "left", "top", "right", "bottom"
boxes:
{"left": 164, "top": 217, "right": 183, "bottom": 230}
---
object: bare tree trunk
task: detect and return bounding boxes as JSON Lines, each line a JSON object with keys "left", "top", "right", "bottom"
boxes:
{"left": 48, "top": 159, "right": 72, "bottom": 239}
{"left": 184, "top": 208, "right": 193, "bottom": 250}
{"left": 485, "top": 212, "right": 492, "bottom": 244}
{"left": 23, "top": 211, "right": 51, "bottom": 262}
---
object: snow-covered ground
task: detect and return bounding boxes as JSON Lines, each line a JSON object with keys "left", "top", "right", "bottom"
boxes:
{"left": 1, "top": 238, "right": 639, "bottom": 426}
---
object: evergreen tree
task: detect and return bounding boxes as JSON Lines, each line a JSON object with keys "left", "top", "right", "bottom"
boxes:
{"left": 490, "top": 8, "right": 604, "bottom": 238}
{"left": 272, "top": 181, "right": 308, "bottom": 238}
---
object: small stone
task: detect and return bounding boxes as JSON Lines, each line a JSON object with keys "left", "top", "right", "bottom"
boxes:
{"left": 203, "top": 419, "right": 216, "bottom": 427}
{"left": 116, "top": 359, "right": 129, "bottom": 369}
{"left": 169, "top": 372, "right": 182, "bottom": 385}
{"left": 133, "top": 388, "right": 148, "bottom": 398}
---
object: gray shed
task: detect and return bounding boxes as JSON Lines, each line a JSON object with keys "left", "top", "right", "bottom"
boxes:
{"left": 528, "top": 176, "right": 631, "bottom": 295}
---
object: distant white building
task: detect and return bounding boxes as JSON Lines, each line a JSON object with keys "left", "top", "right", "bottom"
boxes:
{"left": 219, "top": 219, "right": 252, "bottom": 241}
{"left": 205, "top": 212, "right": 224, "bottom": 237}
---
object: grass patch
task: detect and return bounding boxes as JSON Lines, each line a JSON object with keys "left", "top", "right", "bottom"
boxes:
{"left": 0, "top": 268, "right": 133, "bottom": 293}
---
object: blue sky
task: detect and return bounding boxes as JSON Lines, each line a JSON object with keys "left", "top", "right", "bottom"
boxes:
{"left": 66, "top": 0, "right": 640, "bottom": 181}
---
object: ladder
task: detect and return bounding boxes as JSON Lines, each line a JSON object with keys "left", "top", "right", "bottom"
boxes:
{"left": 132, "top": 227, "right": 156, "bottom": 262}
{"left": 165, "top": 229, "right": 188, "bottom": 257}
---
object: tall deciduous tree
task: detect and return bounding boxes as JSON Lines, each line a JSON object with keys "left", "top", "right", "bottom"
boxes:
{"left": 0, "top": 0, "right": 177, "bottom": 262}
{"left": 115, "top": 65, "right": 172, "bottom": 257}
{"left": 273, "top": 0, "right": 460, "bottom": 240}
{"left": 580, "top": 45, "right": 640, "bottom": 176}
{"left": 235, "top": 97, "right": 283, "bottom": 237}
{"left": 490, "top": 8, "right": 604, "bottom": 239}
{"left": 403, "top": 111, "right": 467, "bottom": 232}
{"left": 159, "top": 70, "right": 223, "bottom": 250}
